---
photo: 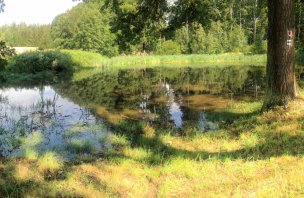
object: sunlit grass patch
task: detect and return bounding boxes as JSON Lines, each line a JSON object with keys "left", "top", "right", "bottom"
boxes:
{"left": 107, "top": 134, "right": 130, "bottom": 148}
{"left": 23, "top": 148, "right": 39, "bottom": 160}
{"left": 123, "top": 147, "right": 152, "bottom": 161}
{"left": 61, "top": 49, "right": 106, "bottom": 68}
{"left": 38, "top": 152, "right": 63, "bottom": 174}
{"left": 13, "top": 161, "right": 43, "bottom": 183}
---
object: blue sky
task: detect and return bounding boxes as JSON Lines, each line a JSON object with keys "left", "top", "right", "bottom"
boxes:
{"left": 0, "top": 0, "right": 79, "bottom": 25}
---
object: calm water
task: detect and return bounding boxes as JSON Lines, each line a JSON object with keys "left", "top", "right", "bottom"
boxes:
{"left": 0, "top": 86, "right": 110, "bottom": 160}
{"left": 59, "top": 66, "right": 266, "bottom": 127}
{"left": 0, "top": 65, "right": 275, "bottom": 160}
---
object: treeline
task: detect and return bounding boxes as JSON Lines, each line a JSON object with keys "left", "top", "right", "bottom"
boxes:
{"left": 0, "top": 23, "right": 54, "bottom": 49}
{"left": 1, "top": 0, "right": 304, "bottom": 56}
{"left": 51, "top": 0, "right": 269, "bottom": 55}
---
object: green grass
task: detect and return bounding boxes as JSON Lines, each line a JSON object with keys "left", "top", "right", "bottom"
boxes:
{"left": 2, "top": 49, "right": 267, "bottom": 82}
{"left": 61, "top": 49, "right": 106, "bottom": 68}
{"left": 2, "top": 98, "right": 304, "bottom": 197}
{"left": 61, "top": 50, "right": 266, "bottom": 70}
{"left": 63, "top": 50, "right": 266, "bottom": 81}
{"left": 103, "top": 53, "right": 266, "bottom": 68}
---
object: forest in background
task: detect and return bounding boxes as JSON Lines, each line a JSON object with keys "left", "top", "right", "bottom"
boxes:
{"left": 0, "top": 0, "right": 304, "bottom": 56}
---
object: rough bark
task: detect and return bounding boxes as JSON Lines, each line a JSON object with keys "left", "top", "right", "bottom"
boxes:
{"left": 262, "top": 0, "right": 297, "bottom": 110}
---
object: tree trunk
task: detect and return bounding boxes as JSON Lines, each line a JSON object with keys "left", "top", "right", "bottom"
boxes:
{"left": 253, "top": 0, "right": 258, "bottom": 42}
{"left": 263, "top": 0, "right": 297, "bottom": 110}
{"left": 297, "top": 1, "right": 302, "bottom": 41}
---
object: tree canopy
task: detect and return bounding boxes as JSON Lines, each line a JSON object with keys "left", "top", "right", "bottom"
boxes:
{"left": 1, "top": 0, "right": 304, "bottom": 57}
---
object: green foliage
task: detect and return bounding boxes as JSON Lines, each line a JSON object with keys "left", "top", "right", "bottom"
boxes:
{"left": 155, "top": 40, "right": 181, "bottom": 55}
{"left": 175, "top": 22, "right": 207, "bottom": 54}
{"left": 175, "top": 25, "right": 190, "bottom": 54}
{"left": 7, "top": 51, "right": 74, "bottom": 74}
{"left": 252, "top": 30, "right": 267, "bottom": 54}
{"left": 106, "top": 0, "right": 168, "bottom": 53}
{"left": 206, "top": 21, "right": 228, "bottom": 54}
{"left": 0, "top": 24, "right": 54, "bottom": 49}
{"left": 0, "top": 41, "right": 15, "bottom": 70}
{"left": 48, "top": 0, "right": 272, "bottom": 55}
{"left": 61, "top": 50, "right": 106, "bottom": 68}
{"left": 227, "top": 26, "right": 248, "bottom": 53}
{"left": 189, "top": 22, "right": 207, "bottom": 54}
{"left": 51, "top": 2, "right": 118, "bottom": 57}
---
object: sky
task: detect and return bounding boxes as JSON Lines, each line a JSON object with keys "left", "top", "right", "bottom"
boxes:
{"left": 0, "top": 0, "right": 80, "bottom": 25}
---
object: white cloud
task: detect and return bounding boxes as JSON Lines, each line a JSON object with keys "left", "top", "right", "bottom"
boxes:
{"left": 0, "top": 0, "right": 79, "bottom": 25}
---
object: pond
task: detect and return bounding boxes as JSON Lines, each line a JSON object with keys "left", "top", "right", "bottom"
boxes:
{"left": 1, "top": 65, "right": 298, "bottom": 161}
{"left": 59, "top": 66, "right": 266, "bottom": 127}
{"left": 0, "top": 86, "right": 109, "bottom": 160}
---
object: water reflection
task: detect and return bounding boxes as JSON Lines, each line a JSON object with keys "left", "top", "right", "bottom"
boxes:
{"left": 0, "top": 86, "right": 109, "bottom": 160}
{"left": 163, "top": 83, "right": 183, "bottom": 128}
{"left": 58, "top": 66, "right": 267, "bottom": 130}
{"left": 1, "top": 66, "right": 277, "bottom": 160}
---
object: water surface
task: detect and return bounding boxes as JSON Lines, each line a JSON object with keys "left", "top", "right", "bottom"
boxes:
{"left": 0, "top": 65, "right": 280, "bottom": 160}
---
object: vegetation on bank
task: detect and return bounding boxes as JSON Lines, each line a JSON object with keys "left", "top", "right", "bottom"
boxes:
{"left": 0, "top": 50, "right": 76, "bottom": 84}
{"left": 0, "top": 49, "right": 267, "bottom": 83}
{"left": 2, "top": 98, "right": 304, "bottom": 197}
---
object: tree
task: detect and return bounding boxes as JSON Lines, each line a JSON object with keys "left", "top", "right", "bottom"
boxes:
{"left": 263, "top": 0, "right": 297, "bottom": 110}
{"left": 227, "top": 25, "right": 248, "bottom": 52}
{"left": 252, "top": 29, "right": 267, "bottom": 54}
{"left": 189, "top": 22, "right": 207, "bottom": 54}
{"left": 206, "top": 21, "right": 228, "bottom": 54}
{"left": 175, "top": 22, "right": 207, "bottom": 54}
{"left": 52, "top": 2, "right": 118, "bottom": 56}
{"left": 0, "top": 24, "right": 54, "bottom": 49}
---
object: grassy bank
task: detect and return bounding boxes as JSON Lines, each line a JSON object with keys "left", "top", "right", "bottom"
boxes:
{"left": 2, "top": 50, "right": 266, "bottom": 82}
{"left": 2, "top": 98, "right": 304, "bottom": 197}
{"left": 61, "top": 50, "right": 267, "bottom": 80}
{"left": 102, "top": 54, "right": 266, "bottom": 68}
{"left": 60, "top": 50, "right": 266, "bottom": 69}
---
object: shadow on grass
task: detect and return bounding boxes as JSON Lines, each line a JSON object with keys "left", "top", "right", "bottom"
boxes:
{"left": 107, "top": 109, "right": 304, "bottom": 165}
{"left": 1, "top": 108, "right": 303, "bottom": 196}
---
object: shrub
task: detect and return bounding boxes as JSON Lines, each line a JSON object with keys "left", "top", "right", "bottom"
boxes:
{"left": 7, "top": 50, "right": 75, "bottom": 74}
{"left": 156, "top": 40, "right": 181, "bottom": 55}
{"left": 0, "top": 41, "right": 15, "bottom": 71}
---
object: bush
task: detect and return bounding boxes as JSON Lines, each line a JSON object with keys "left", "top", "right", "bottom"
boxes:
{"left": 0, "top": 41, "right": 15, "bottom": 71}
{"left": 156, "top": 40, "right": 181, "bottom": 55}
{"left": 7, "top": 50, "right": 75, "bottom": 74}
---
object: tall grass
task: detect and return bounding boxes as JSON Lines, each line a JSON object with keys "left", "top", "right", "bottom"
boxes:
{"left": 62, "top": 50, "right": 266, "bottom": 69}
{"left": 61, "top": 50, "right": 267, "bottom": 80}
{"left": 103, "top": 54, "right": 267, "bottom": 68}
{"left": 61, "top": 50, "right": 106, "bottom": 68}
